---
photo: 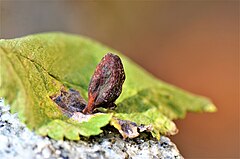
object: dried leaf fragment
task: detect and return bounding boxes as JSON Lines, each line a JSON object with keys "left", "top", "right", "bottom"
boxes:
{"left": 110, "top": 118, "right": 153, "bottom": 139}
{"left": 50, "top": 88, "right": 87, "bottom": 117}
{"left": 138, "top": 124, "right": 153, "bottom": 132}
{"left": 111, "top": 118, "right": 139, "bottom": 139}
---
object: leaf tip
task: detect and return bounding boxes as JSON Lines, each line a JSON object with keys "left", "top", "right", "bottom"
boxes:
{"left": 204, "top": 103, "right": 217, "bottom": 112}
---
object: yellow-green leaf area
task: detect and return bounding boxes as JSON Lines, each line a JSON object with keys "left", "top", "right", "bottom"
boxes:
{"left": 0, "top": 32, "right": 216, "bottom": 140}
{"left": 37, "top": 113, "right": 112, "bottom": 140}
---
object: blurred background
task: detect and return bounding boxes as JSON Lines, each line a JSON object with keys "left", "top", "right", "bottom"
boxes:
{"left": 0, "top": 1, "right": 239, "bottom": 158}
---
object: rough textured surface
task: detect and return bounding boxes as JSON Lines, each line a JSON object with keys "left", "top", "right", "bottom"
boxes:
{"left": 83, "top": 53, "right": 125, "bottom": 114}
{"left": 0, "top": 98, "right": 183, "bottom": 159}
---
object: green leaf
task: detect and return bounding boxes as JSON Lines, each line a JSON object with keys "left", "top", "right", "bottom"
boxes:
{"left": 0, "top": 32, "right": 216, "bottom": 140}
{"left": 113, "top": 108, "right": 178, "bottom": 140}
{"left": 37, "top": 113, "right": 112, "bottom": 140}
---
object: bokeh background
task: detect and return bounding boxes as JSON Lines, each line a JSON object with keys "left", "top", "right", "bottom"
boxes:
{"left": 0, "top": 1, "right": 239, "bottom": 158}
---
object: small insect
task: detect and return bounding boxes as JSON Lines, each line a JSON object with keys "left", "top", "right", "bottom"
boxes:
{"left": 83, "top": 53, "right": 125, "bottom": 114}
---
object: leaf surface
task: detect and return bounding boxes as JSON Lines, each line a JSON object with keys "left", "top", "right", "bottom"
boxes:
{"left": 0, "top": 33, "right": 216, "bottom": 140}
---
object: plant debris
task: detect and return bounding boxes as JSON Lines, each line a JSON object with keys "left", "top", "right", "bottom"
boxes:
{"left": 50, "top": 88, "right": 87, "bottom": 117}
{"left": 83, "top": 53, "right": 125, "bottom": 114}
{"left": 110, "top": 118, "right": 153, "bottom": 139}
